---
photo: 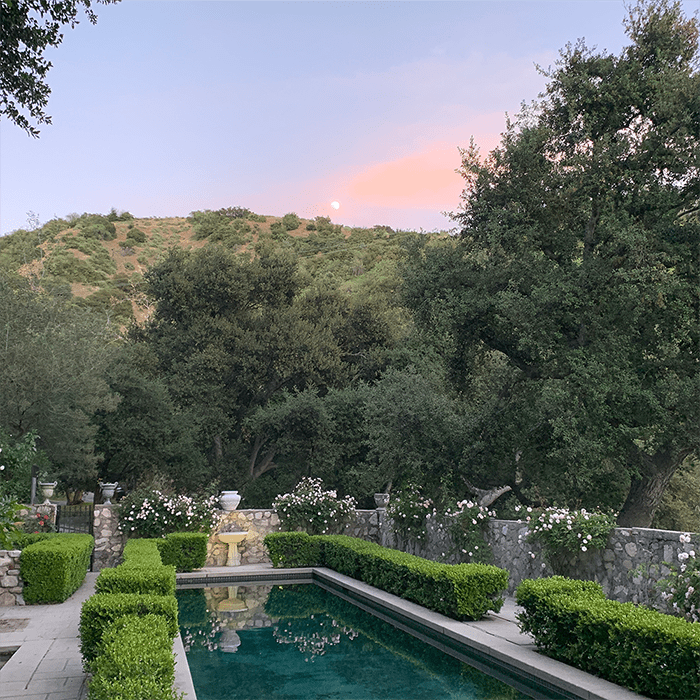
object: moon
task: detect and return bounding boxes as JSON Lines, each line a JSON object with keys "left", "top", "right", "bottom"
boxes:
{"left": 331, "top": 201, "right": 340, "bottom": 210}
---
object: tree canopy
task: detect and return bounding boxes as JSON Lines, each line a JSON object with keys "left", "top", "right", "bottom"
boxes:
{"left": 0, "top": 0, "right": 119, "bottom": 136}
{"left": 0, "top": 274, "right": 119, "bottom": 496}
{"left": 403, "top": 0, "right": 700, "bottom": 526}
{"left": 131, "top": 245, "right": 402, "bottom": 494}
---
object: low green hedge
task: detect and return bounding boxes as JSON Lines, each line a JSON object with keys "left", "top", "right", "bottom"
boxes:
{"left": 516, "top": 576, "right": 700, "bottom": 699}
{"left": 156, "top": 532, "right": 208, "bottom": 572}
{"left": 88, "top": 614, "right": 181, "bottom": 700}
{"left": 121, "top": 538, "right": 163, "bottom": 567}
{"left": 80, "top": 592, "right": 179, "bottom": 664}
{"left": 95, "top": 538, "right": 175, "bottom": 596}
{"left": 95, "top": 565, "right": 176, "bottom": 596}
{"left": 8, "top": 532, "right": 53, "bottom": 549}
{"left": 20, "top": 533, "right": 94, "bottom": 604}
{"left": 94, "top": 539, "right": 176, "bottom": 596}
{"left": 264, "top": 532, "right": 508, "bottom": 621}
{"left": 265, "top": 531, "right": 321, "bottom": 567}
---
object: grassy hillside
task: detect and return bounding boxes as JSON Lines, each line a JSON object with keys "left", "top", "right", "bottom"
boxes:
{"left": 0, "top": 208, "right": 448, "bottom": 327}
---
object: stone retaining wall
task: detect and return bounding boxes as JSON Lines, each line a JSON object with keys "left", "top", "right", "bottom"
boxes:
{"left": 379, "top": 514, "right": 697, "bottom": 605}
{"left": 3, "top": 503, "right": 697, "bottom": 608}
{"left": 0, "top": 550, "right": 23, "bottom": 606}
{"left": 207, "top": 509, "right": 381, "bottom": 566}
{"left": 93, "top": 505, "right": 124, "bottom": 571}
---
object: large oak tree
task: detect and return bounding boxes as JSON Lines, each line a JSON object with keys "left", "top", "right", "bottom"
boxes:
{"left": 403, "top": 0, "right": 699, "bottom": 526}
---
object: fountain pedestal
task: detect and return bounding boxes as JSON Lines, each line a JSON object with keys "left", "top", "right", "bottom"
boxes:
{"left": 218, "top": 531, "right": 248, "bottom": 566}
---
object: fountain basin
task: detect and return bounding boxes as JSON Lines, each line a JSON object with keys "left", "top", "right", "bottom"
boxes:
{"left": 219, "top": 531, "right": 248, "bottom": 566}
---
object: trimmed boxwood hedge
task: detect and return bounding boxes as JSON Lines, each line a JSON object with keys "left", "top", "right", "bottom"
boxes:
{"left": 264, "top": 531, "right": 321, "bottom": 567}
{"left": 516, "top": 576, "right": 700, "bottom": 699}
{"left": 80, "top": 592, "right": 179, "bottom": 664}
{"left": 87, "top": 614, "right": 180, "bottom": 700}
{"left": 264, "top": 532, "right": 508, "bottom": 621}
{"left": 20, "top": 533, "right": 94, "bottom": 604}
{"left": 95, "top": 539, "right": 176, "bottom": 596}
{"left": 156, "top": 532, "right": 208, "bottom": 572}
{"left": 82, "top": 534, "right": 189, "bottom": 698}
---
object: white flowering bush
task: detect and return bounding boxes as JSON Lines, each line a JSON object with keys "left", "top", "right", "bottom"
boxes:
{"left": 657, "top": 533, "right": 700, "bottom": 621}
{"left": 273, "top": 477, "right": 356, "bottom": 535}
{"left": 386, "top": 484, "right": 433, "bottom": 544}
{"left": 118, "top": 489, "right": 221, "bottom": 538}
{"left": 445, "top": 500, "right": 494, "bottom": 564}
{"left": 522, "top": 506, "right": 617, "bottom": 570}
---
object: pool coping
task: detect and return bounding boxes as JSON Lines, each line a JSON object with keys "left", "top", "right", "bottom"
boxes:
{"left": 176, "top": 565, "right": 645, "bottom": 700}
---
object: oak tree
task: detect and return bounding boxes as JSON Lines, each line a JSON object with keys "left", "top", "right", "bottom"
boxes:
{"left": 404, "top": 0, "right": 700, "bottom": 526}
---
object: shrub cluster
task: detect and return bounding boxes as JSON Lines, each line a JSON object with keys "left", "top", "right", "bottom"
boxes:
{"left": 444, "top": 500, "right": 494, "bottom": 564}
{"left": 264, "top": 532, "right": 508, "bottom": 621}
{"left": 273, "top": 477, "right": 356, "bottom": 535}
{"left": 118, "top": 489, "right": 220, "bottom": 538}
{"left": 520, "top": 506, "right": 616, "bottom": 571}
{"left": 516, "top": 576, "right": 700, "bottom": 699}
{"left": 156, "top": 532, "right": 208, "bottom": 572}
{"left": 81, "top": 537, "right": 181, "bottom": 699}
{"left": 657, "top": 532, "right": 700, "bottom": 621}
{"left": 386, "top": 484, "right": 433, "bottom": 543}
{"left": 20, "top": 533, "right": 94, "bottom": 604}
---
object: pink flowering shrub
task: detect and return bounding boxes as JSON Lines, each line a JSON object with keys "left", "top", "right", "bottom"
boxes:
{"left": 657, "top": 532, "right": 700, "bottom": 621}
{"left": 118, "top": 488, "right": 221, "bottom": 538}
{"left": 273, "top": 477, "right": 356, "bottom": 535}
{"left": 521, "top": 506, "right": 617, "bottom": 571}
{"left": 386, "top": 484, "right": 433, "bottom": 544}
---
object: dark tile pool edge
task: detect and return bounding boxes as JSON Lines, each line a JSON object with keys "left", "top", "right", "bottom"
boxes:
{"left": 176, "top": 567, "right": 645, "bottom": 700}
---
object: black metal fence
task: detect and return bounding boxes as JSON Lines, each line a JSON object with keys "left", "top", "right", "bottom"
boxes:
{"left": 55, "top": 503, "right": 94, "bottom": 535}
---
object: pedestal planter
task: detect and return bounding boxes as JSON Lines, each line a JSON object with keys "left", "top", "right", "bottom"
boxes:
{"left": 374, "top": 493, "right": 390, "bottom": 509}
{"left": 100, "top": 482, "right": 118, "bottom": 505}
{"left": 38, "top": 482, "right": 58, "bottom": 504}
{"left": 219, "top": 490, "right": 242, "bottom": 511}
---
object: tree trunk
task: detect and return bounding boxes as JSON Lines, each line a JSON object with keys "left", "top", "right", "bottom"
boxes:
{"left": 617, "top": 449, "right": 688, "bottom": 527}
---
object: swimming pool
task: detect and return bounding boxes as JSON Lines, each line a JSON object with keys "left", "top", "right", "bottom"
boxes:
{"left": 176, "top": 581, "right": 562, "bottom": 700}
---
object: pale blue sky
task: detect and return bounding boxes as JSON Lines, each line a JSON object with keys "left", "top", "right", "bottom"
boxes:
{"left": 1, "top": 0, "right": 697, "bottom": 235}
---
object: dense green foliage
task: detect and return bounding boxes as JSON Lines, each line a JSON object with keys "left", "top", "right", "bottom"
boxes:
{"left": 0, "top": 429, "right": 46, "bottom": 502}
{"left": 80, "top": 592, "right": 179, "bottom": 663}
{"left": 155, "top": 532, "right": 208, "bottom": 572}
{"left": 273, "top": 477, "right": 356, "bottom": 535}
{"left": 117, "top": 489, "right": 220, "bottom": 538}
{"left": 0, "top": 275, "right": 118, "bottom": 497}
{"left": 517, "top": 576, "right": 700, "bottom": 698}
{"left": 20, "top": 533, "right": 94, "bottom": 603}
{"left": 87, "top": 614, "right": 181, "bottom": 700}
{"left": 264, "top": 532, "right": 508, "bottom": 620}
{"left": 403, "top": 0, "right": 700, "bottom": 525}
{"left": 264, "top": 532, "right": 322, "bottom": 567}
{"left": 95, "top": 539, "right": 176, "bottom": 596}
{"left": 2, "top": 3, "right": 695, "bottom": 523}
{"left": 82, "top": 533, "right": 181, "bottom": 699}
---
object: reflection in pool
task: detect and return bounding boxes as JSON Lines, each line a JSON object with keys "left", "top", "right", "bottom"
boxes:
{"left": 177, "top": 584, "right": 533, "bottom": 700}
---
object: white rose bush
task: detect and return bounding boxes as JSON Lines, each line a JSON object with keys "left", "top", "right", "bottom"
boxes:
{"left": 273, "top": 477, "right": 356, "bottom": 535}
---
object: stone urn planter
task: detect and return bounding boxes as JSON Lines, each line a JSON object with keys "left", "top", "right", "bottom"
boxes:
{"left": 38, "top": 481, "right": 58, "bottom": 504}
{"left": 219, "top": 490, "right": 242, "bottom": 511}
{"left": 100, "top": 482, "right": 118, "bottom": 504}
{"left": 374, "top": 493, "right": 390, "bottom": 509}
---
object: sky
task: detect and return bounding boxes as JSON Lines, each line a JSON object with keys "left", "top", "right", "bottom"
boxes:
{"left": 1, "top": 0, "right": 698, "bottom": 236}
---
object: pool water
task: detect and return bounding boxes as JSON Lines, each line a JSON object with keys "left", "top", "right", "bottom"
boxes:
{"left": 177, "top": 584, "right": 532, "bottom": 700}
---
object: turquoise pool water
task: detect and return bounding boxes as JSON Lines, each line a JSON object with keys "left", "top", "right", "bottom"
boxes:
{"left": 177, "top": 583, "right": 536, "bottom": 700}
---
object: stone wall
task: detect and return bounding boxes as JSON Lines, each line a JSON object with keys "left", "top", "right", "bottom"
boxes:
{"left": 379, "top": 513, "right": 697, "bottom": 605}
{"left": 92, "top": 505, "right": 125, "bottom": 571}
{"left": 4, "top": 502, "right": 697, "bottom": 608}
{"left": 207, "top": 509, "right": 381, "bottom": 566}
{"left": 0, "top": 550, "right": 23, "bottom": 606}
